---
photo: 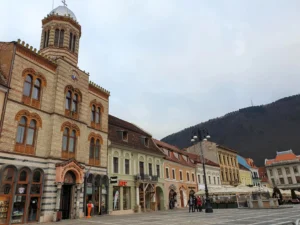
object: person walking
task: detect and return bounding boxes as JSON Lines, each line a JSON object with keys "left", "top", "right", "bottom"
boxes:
{"left": 193, "top": 196, "right": 197, "bottom": 212}
{"left": 188, "top": 196, "right": 194, "bottom": 213}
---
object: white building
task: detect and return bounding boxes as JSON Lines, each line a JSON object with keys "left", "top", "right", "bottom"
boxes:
{"left": 265, "top": 150, "right": 300, "bottom": 189}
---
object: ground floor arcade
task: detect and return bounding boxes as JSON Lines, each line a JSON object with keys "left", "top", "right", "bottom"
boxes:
{"left": 0, "top": 152, "right": 107, "bottom": 224}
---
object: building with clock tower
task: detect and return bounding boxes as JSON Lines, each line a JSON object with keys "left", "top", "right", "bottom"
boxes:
{"left": 0, "top": 2, "right": 109, "bottom": 224}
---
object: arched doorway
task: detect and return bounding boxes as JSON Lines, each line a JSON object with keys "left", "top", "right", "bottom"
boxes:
{"left": 61, "top": 171, "right": 76, "bottom": 219}
{"left": 169, "top": 189, "right": 177, "bottom": 209}
{"left": 155, "top": 186, "right": 164, "bottom": 210}
{"left": 179, "top": 186, "right": 187, "bottom": 208}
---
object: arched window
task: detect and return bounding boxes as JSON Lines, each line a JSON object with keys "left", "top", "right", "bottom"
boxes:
{"left": 90, "top": 102, "right": 103, "bottom": 129}
{"left": 26, "top": 120, "right": 36, "bottom": 145}
{"left": 91, "top": 105, "right": 95, "bottom": 122}
{"left": 69, "top": 32, "right": 73, "bottom": 50}
{"left": 64, "top": 86, "right": 81, "bottom": 119}
{"left": 43, "top": 30, "right": 50, "bottom": 48}
{"left": 72, "top": 35, "right": 76, "bottom": 52}
{"left": 54, "top": 29, "right": 60, "bottom": 46}
{"left": 32, "top": 79, "right": 41, "bottom": 100}
{"left": 72, "top": 94, "right": 78, "bottom": 112}
{"left": 65, "top": 91, "right": 72, "bottom": 110}
{"left": 96, "top": 107, "right": 100, "bottom": 123}
{"left": 88, "top": 134, "right": 102, "bottom": 166}
{"left": 23, "top": 75, "right": 33, "bottom": 97}
{"left": 59, "top": 29, "right": 64, "bottom": 47}
{"left": 61, "top": 127, "right": 77, "bottom": 159}
{"left": 16, "top": 116, "right": 27, "bottom": 144}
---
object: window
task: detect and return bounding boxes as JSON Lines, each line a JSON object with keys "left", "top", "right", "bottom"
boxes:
{"left": 23, "top": 75, "right": 32, "bottom": 97}
{"left": 65, "top": 86, "right": 81, "bottom": 119}
{"left": 72, "top": 36, "right": 76, "bottom": 52}
{"left": 61, "top": 128, "right": 77, "bottom": 159}
{"left": 293, "top": 166, "right": 298, "bottom": 173}
{"left": 213, "top": 177, "right": 216, "bottom": 184}
{"left": 192, "top": 173, "right": 195, "bottom": 182}
{"left": 22, "top": 73, "right": 44, "bottom": 108}
{"left": 223, "top": 155, "right": 226, "bottom": 165}
{"left": 172, "top": 169, "right": 175, "bottom": 179}
{"left": 69, "top": 32, "right": 73, "bottom": 50}
{"left": 139, "top": 161, "right": 144, "bottom": 174}
{"left": 180, "top": 171, "right": 183, "bottom": 181}
{"left": 166, "top": 168, "right": 169, "bottom": 179}
{"left": 288, "top": 177, "right": 293, "bottom": 184}
{"left": 113, "top": 157, "right": 119, "bottom": 173}
{"left": 149, "top": 163, "right": 153, "bottom": 176}
{"left": 125, "top": 159, "right": 130, "bottom": 175}
{"left": 43, "top": 30, "right": 50, "bottom": 48}
{"left": 32, "top": 79, "right": 41, "bottom": 100}
{"left": 54, "top": 29, "right": 60, "bottom": 46}
{"left": 285, "top": 167, "right": 290, "bottom": 175}
{"left": 144, "top": 137, "right": 149, "bottom": 147}
{"left": 122, "top": 131, "right": 128, "bottom": 141}
{"left": 15, "top": 116, "right": 39, "bottom": 154}
{"left": 197, "top": 174, "right": 200, "bottom": 183}
{"left": 72, "top": 94, "right": 78, "bottom": 113}
{"left": 271, "top": 179, "right": 275, "bottom": 186}
{"left": 219, "top": 154, "right": 222, "bottom": 164}
{"left": 269, "top": 169, "right": 273, "bottom": 176}
{"left": 217, "top": 177, "right": 220, "bottom": 185}
{"left": 277, "top": 168, "right": 282, "bottom": 175}
{"left": 279, "top": 178, "right": 285, "bottom": 184}
{"left": 156, "top": 165, "right": 160, "bottom": 178}
{"left": 90, "top": 102, "right": 102, "bottom": 129}
{"left": 208, "top": 176, "right": 211, "bottom": 184}
{"left": 89, "top": 137, "right": 101, "bottom": 166}
{"left": 187, "top": 172, "right": 190, "bottom": 181}
{"left": 59, "top": 29, "right": 64, "bottom": 47}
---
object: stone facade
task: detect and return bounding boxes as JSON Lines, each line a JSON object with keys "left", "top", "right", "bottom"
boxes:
{"left": 0, "top": 4, "right": 110, "bottom": 224}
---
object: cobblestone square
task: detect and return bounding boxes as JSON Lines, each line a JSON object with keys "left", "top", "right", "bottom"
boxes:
{"left": 43, "top": 205, "right": 300, "bottom": 225}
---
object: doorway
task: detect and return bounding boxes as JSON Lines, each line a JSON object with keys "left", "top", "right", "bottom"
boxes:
{"left": 27, "top": 197, "right": 39, "bottom": 222}
{"left": 61, "top": 185, "right": 72, "bottom": 219}
{"left": 180, "top": 190, "right": 184, "bottom": 207}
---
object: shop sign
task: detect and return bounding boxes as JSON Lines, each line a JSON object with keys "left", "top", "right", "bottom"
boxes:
{"left": 110, "top": 176, "right": 118, "bottom": 184}
{"left": 119, "top": 180, "right": 127, "bottom": 186}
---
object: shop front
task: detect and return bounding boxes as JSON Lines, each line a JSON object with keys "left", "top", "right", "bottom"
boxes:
{"left": 110, "top": 179, "right": 134, "bottom": 215}
{"left": 0, "top": 165, "right": 44, "bottom": 225}
{"left": 84, "top": 174, "right": 109, "bottom": 216}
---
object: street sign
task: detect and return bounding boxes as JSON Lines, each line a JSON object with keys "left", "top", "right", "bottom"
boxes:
{"left": 110, "top": 176, "right": 118, "bottom": 184}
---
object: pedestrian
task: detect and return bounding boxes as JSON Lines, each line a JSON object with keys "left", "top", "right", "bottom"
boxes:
{"left": 193, "top": 196, "right": 197, "bottom": 212}
{"left": 187, "top": 196, "right": 194, "bottom": 213}
{"left": 196, "top": 196, "right": 202, "bottom": 212}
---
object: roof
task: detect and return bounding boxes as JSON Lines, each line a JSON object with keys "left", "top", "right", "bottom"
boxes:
{"left": 265, "top": 150, "right": 300, "bottom": 165}
{"left": 50, "top": 6, "right": 77, "bottom": 20}
{"left": 185, "top": 152, "right": 220, "bottom": 167}
{"left": 216, "top": 144, "right": 238, "bottom": 154}
{"left": 108, "top": 115, "right": 164, "bottom": 156}
{"left": 239, "top": 163, "right": 250, "bottom": 171}
{"left": 153, "top": 139, "right": 195, "bottom": 168}
{"left": 245, "top": 158, "right": 258, "bottom": 169}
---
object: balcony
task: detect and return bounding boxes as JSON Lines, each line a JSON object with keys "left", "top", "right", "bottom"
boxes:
{"left": 135, "top": 173, "right": 158, "bottom": 182}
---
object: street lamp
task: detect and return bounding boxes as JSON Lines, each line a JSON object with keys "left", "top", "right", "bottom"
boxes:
{"left": 191, "top": 128, "right": 213, "bottom": 213}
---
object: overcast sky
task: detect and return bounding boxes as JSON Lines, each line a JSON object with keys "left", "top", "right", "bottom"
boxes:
{"left": 1, "top": 0, "right": 300, "bottom": 139}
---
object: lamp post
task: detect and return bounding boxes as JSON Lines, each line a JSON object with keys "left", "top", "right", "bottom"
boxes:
{"left": 191, "top": 128, "right": 213, "bottom": 213}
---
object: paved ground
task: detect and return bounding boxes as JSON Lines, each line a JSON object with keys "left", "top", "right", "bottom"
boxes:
{"left": 44, "top": 205, "right": 300, "bottom": 225}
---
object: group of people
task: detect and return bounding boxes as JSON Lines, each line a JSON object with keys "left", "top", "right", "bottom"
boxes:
{"left": 188, "top": 196, "right": 203, "bottom": 212}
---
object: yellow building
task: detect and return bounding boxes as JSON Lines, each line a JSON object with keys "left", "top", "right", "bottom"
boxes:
{"left": 239, "top": 164, "right": 253, "bottom": 186}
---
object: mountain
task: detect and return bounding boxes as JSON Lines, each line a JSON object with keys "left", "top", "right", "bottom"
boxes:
{"left": 161, "top": 94, "right": 300, "bottom": 166}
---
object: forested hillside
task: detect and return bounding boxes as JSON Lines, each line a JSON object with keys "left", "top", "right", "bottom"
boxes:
{"left": 161, "top": 95, "right": 300, "bottom": 166}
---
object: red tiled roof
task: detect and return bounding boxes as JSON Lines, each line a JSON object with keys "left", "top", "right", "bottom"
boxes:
{"left": 245, "top": 158, "right": 258, "bottom": 169}
{"left": 153, "top": 139, "right": 181, "bottom": 153}
{"left": 265, "top": 150, "right": 300, "bottom": 165}
{"left": 108, "top": 115, "right": 164, "bottom": 156}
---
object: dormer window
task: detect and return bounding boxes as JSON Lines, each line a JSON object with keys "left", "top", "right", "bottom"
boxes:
{"left": 123, "top": 131, "right": 128, "bottom": 141}
{"left": 140, "top": 136, "right": 149, "bottom": 147}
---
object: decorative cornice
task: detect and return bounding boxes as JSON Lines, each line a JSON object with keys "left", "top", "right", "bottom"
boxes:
{"left": 16, "top": 39, "right": 57, "bottom": 72}
{"left": 89, "top": 81, "right": 110, "bottom": 99}
{"left": 42, "top": 15, "right": 81, "bottom": 37}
